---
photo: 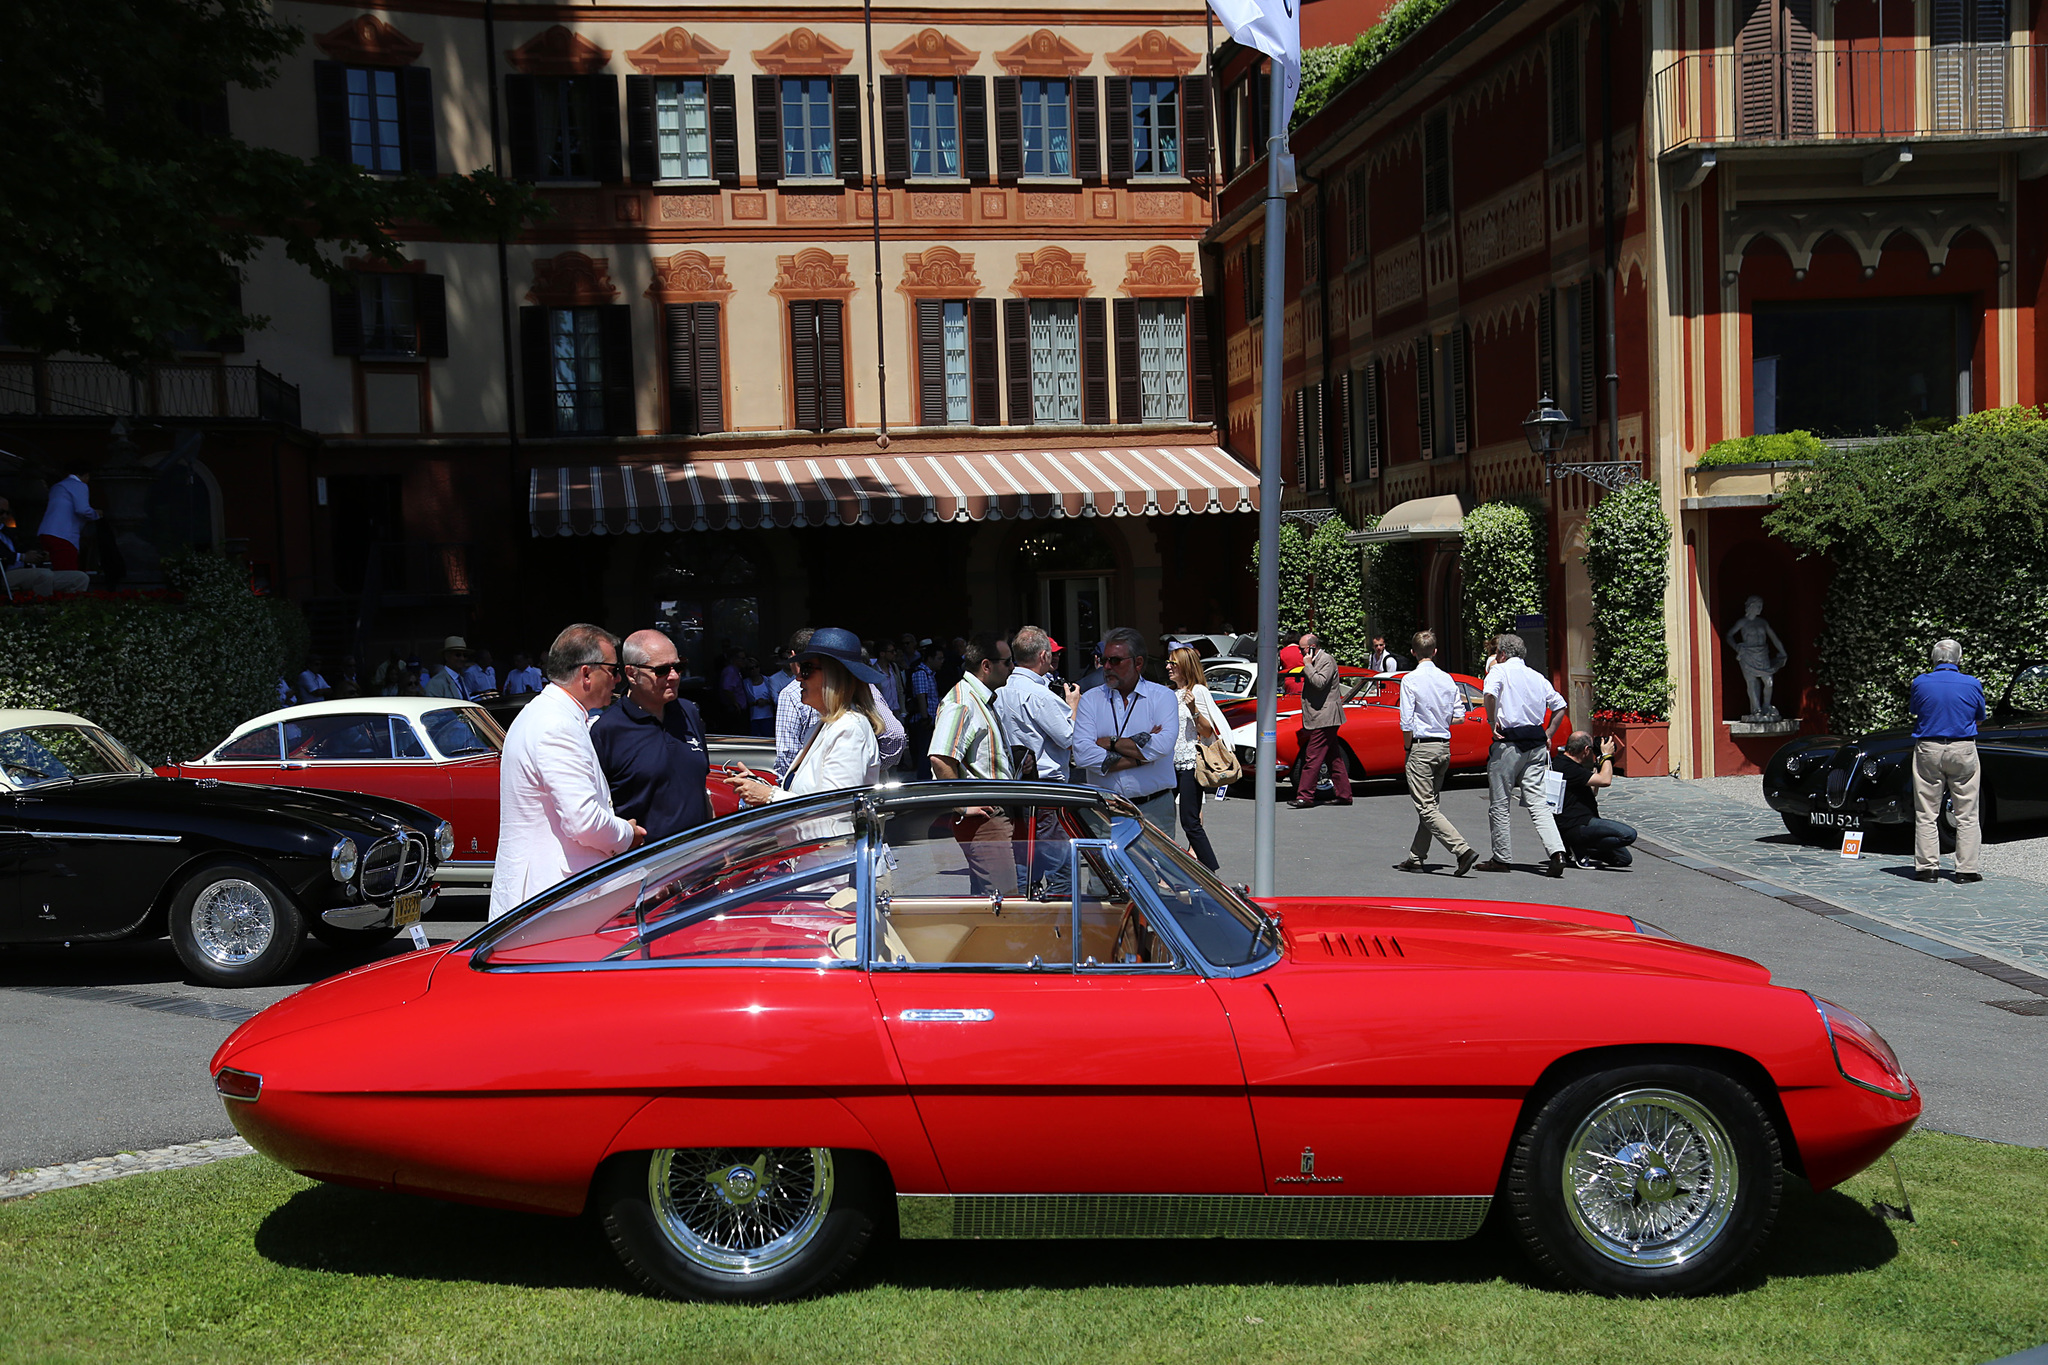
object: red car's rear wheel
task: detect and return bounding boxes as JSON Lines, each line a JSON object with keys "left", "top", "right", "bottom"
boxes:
{"left": 1505, "top": 1063, "right": 1782, "bottom": 1295}
{"left": 598, "top": 1147, "right": 878, "bottom": 1302}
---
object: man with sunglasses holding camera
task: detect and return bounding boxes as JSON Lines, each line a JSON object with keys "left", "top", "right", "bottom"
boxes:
{"left": 592, "top": 628, "right": 712, "bottom": 844}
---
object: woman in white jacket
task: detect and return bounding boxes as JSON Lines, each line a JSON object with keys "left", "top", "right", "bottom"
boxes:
{"left": 1167, "top": 645, "right": 1231, "bottom": 871}
{"left": 724, "top": 626, "right": 884, "bottom": 805}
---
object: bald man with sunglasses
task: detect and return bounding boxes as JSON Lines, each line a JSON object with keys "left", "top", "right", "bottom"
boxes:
{"left": 591, "top": 628, "right": 712, "bottom": 842}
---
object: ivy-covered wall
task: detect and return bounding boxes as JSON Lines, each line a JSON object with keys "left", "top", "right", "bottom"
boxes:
{"left": 1459, "top": 499, "right": 1546, "bottom": 662}
{"left": 1583, "top": 480, "right": 1674, "bottom": 720}
{"left": 0, "top": 553, "right": 295, "bottom": 764}
{"left": 1765, "top": 407, "right": 2048, "bottom": 733}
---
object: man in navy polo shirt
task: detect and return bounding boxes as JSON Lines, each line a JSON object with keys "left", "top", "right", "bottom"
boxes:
{"left": 592, "top": 628, "right": 712, "bottom": 842}
{"left": 1907, "top": 638, "right": 1987, "bottom": 883}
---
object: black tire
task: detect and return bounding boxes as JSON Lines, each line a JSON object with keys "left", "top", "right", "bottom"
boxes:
{"left": 598, "top": 1148, "right": 878, "bottom": 1302}
{"left": 1505, "top": 1063, "right": 1782, "bottom": 1296}
{"left": 308, "top": 921, "right": 402, "bottom": 952}
{"left": 1779, "top": 812, "right": 1811, "bottom": 842}
{"left": 167, "top": 863, "right": 307, "bottom": 988}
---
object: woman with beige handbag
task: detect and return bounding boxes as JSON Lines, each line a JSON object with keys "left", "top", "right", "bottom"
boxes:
{"left": 1168, "top": 646, "right": 1233, "bottom": 871}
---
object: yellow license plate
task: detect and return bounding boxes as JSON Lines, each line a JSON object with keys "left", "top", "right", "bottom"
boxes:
{"left": 392, "top": 893, "right": 422, "bottom": 928}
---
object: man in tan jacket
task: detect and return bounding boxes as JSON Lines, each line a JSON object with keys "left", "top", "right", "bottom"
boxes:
{"left": 1291, "top": 633, "right": 1353, "bottom": 808}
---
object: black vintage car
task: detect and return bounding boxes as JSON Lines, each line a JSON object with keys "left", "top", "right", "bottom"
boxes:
{"left": 0, "top": 709, "right": 452, "bottom": 986}
{"left": 1764, "top": 661, "right": 2048, "bottom": 846}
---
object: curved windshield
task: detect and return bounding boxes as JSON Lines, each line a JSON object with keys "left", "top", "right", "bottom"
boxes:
{"left": 0, "top": 725, "right": 150, "bottom": 789}
{"left": 1207, "top": 666, "right": 1254, "bottom": 698}
{"left": 1119, "top": 829, "right": 1274, "bottom": 969}
{"left": 424, "top": 706, "right": 503, "bottom": 757}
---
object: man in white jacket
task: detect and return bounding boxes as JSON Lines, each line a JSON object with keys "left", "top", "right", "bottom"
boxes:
{"left": 489, "top": 624, "right": 646, "bottom": 920}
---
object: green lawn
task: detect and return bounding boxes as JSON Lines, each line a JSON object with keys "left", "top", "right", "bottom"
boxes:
{"left": 1, "top": 1131, "right": 2042, "bottom": 1365}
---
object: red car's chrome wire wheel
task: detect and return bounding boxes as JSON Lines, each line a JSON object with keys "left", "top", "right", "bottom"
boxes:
{"left": 648, "top": 1148, "right": 835, "bottom": 1278}
{"left": 189, "top": 878, "right": 278, "bottom": 967}
{"left": 1562, "top": 1088, "right": 1739, "bottom": 1268}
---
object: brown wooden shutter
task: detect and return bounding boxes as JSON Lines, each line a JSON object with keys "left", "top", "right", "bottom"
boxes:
{"left": 505, "top": 75, "right": 537, "bottom": 178}
{"left": 329, "top": 281, "right": 363, "bottom": 355}
{"left": 1577, "top": 277, "right": 1598, "bottom": 426}
{"left": 1004, "top": 298, "right": 1031, "bottom": 423}
{"left": 1189, "top": 295, "right": 1216, "bottom": 422}
{"left": 626, "top": 75, "right": 658, "bottom": 182}
{"left": 1073, "top": 78, "right": 1101, "bottom": 181}
{"left": 1416, "top": 337, "right": 1436, "bottom": 457}
{"left": 1104, "top": 77, "right": 1133, "bottom": 182}
{"left": 961, "top": 76, "right": 989, "bottom": 182}
{"left": 1294, "top": 389, "right": 1309, "bottom": 489}
{"left": 1735, "top": 0, "right": 1780, "bottom": 138}
{"left": 1450, "top": 323, "right": 1472, "bottom": 456}
{"left": 1422, "top": 110, "right": 1449, "bottom": 217}
{"left": 789, "top": 301, "right": 819, "bottom": 430}
{"left": 993, "top": 77, "right": 1022, "bottom": 181}
{"left": 599, "top": 304, "right": 635, "bottom": 434}
{"left": 1364, "top": 361, "right": 1384, "bottom": 477}
{"left": 694, "top": 304, "right": 723, "bottom": 433}
{"left": 314, "top": 62, "right": 350, "bottom": 163}
{"left": 1549, "top": 25, "right": 1580, "bottom": 152}
{"left": 1113, "top": 298, "right": 1142, "bottom": 423}
{"left": 401, "top": 67, "right": 437, "bottom": 175}
{"left": 1338, "top": 370, "right": 1356, "bottom": 483}
{"left": 1784, "top": 0, "right": 1816, "bottom": 136}
{"left": 1537, "top": 289, "right": 1556, "bottom": 400}
{"left": 917, "top": 298, "right": 946, "bottom": 425}
{"left": 1081, "top": 298, "right": 1110, "bottom": 425}
{"left": 590, "top": 76, "right": 624, "bottom": 183}
{"left": 519, "top": 306, "right": 553, "bottom": 435}
{"left": 818, "top": 299, "right": 847, "bottom": 429}
{"left": 1346, "top": 167, "right": 1369, "bottom": 261}
{"left": 881, "top": 76, "right": 909, "bottom": 183}
{"left": 710, "top": 75, "right": 739, "bottom": 184}
{"left": 1182, "top": 75, "right": 1212, "bottom": 184}
{"left": 666, "top": 303, "right": 696, "bottom": 433}
{"left": 415, "top": 275, "right": 448, "bottom": 357}
{"left": 835, "top": 75, "right": 863, "bottom": 184}
{"left": 753, "top": 75, "right": 782, "bottom": 186}
{"left": 971, "top": 298, "right": 1001, "bottom": 426}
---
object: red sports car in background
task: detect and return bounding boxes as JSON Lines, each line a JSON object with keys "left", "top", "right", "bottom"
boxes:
{"left": 213, "top": 783, "right": 1918, "bottom": 1303}
{"left": 1227, "top": 671, "right": 1525, "bottom": 789}
{"left": 164, "top": 698, "right": 750, "bottom": 887}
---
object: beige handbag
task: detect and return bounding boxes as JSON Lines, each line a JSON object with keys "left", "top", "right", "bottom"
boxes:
{"left": 1189, "top": 693, "right": 1242, "bottom": 789}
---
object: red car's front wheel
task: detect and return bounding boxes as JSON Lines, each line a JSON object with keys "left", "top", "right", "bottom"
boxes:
{"left": 598, "top": 1147, "right": 879, "bottom": 1302}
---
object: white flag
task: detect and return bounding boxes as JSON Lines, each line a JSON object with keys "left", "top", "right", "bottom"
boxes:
{"left": 1206, "top": 0, "right": 1302, "bottom": 192}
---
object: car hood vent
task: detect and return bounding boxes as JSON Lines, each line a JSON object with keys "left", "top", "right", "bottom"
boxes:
{"left": 1302, "top": 931, "right": 1404, "bottom": 961}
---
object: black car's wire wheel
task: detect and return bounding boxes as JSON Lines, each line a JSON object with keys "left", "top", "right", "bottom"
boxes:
{"left": 1506, "top": 1063, "right": 1781, "bottom": 1295}
{"left": 599, "top": 1147, "right": 878, "bottom": 1302}
{"left": 167, "top": 863, "right": 305, "bottom": 988}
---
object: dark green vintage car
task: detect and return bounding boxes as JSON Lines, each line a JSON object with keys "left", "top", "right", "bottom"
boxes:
{"left": 1764, "top": 661, "right": 2048, "bottom": 846}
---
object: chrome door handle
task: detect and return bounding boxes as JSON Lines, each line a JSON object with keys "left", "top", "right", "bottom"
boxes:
{"left": 899, "top": 1009, "right": 995, "bottom": 1023}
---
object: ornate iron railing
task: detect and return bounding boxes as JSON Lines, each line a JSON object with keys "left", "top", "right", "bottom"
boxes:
{"left": 0, "top": 359, "right": 301, "bottom": 426}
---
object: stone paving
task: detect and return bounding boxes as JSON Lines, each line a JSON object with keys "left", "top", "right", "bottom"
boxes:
{"left": 1603, "top": 775, "right": 2048, "bottom": 978}
{"left": 1, "top": 1136, "right": 253, "bottom": 1201}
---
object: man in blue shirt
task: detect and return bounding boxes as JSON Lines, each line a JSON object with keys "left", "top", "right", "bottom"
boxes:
{"left": 1906, "top": 638, "right": 1986, "bottom": 883}
{"left": 591, "top": 628, "right": 711, "bottom": 841}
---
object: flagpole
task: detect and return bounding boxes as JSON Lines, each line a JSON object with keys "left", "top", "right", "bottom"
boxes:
{"left": 1252, "top": 78, "right": 1287, "bottom": 899}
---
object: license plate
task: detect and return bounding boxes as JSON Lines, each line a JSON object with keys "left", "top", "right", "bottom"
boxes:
{"left": 1809, "top": 811, "right": 1861, "bottom": 829}
{"left": 392, "top": 893, "right": 422, "bottom": 928}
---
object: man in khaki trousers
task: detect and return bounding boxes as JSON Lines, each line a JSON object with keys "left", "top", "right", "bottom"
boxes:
{"left": 1394, "top": 631, "right": 1479, "bottom": 876}
{"left": 1907, "top": 638, "right": 1987, "bottom": 883}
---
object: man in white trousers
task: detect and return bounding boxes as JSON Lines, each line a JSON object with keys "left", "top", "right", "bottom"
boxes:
{"left": 489, "top": 623, "right": 646, "bottom": 920}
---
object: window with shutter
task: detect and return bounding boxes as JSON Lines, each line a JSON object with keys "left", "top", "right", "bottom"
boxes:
{"left": 881, "top": 76, "right": 910, "bottom": 182}
{"left": 1736, "top": 0, "right": 1816, "bottom": 138}
{"left": 971, "top": 298, "right": 1001, "bottom": 426}
{"left": 710, "top": 76, "right": 740, "bottom": 184}
{"left": 505, "top": 74, "right": 538, "bottom": 178}
{"left": 961, "top": 77, "right": 990, "bottom": 181}
{"left": 994, "top": 77, "right": 1025, "bottom": 180}
{"left": 598, "top": 304, "right": 636, "bottom": 434}
{"left": 1017, "top": 79, "right": 1073, "bottom": 177}
{"left": 627, "top": 75, "right": 657, "bottom": 182}
{"left": 1081, "top": 298, "right": 1110, "bottom": 425}
{"left": 1450, "top": 323, "right": 1472, "bottom": 456}
{"left": 835, "top": 75, "right": 863, "bottom": 183}
{"left": 1416, "top": 338, "right": 1437, "bottom": 457}
{"left": 1113, "top": 298, "right": 1143, "bottom": 423}
{"left": 318, "top": 63, "right": 435, "bottom": 174}
{"left": 1346, "top": 167, "right": 1369, "bottom": 263}
{"left": 789, "top": 300, "right": 820, "bottom": 430}
{"left": 589, "top": 76, "right": 624, "bottom": 183}
{"left": 1137, "top": 300, "right": 1189, "bottom": 421}
{"left": 1549, "top": 25, "right": 1581, "bottom": 153}
{"left": 1363, "top": 360, "right": 1384, "bottom": 477}
{"left": 1422, "top": 109, "right": 1450, "bottom": 219}
{"left": 1129, "top": 79, "right": 1180, "bottom": 176}
{"left": 1104, "top": 77, "right": 1133, "bottom": 181}
{"left": 1932, "top": 0, "right": 2008, "bottom": 131}
{"left": 753, "top": 75, "right": 782, "bottom": 185}
{"left": 1537, "top": 289, "right": 1557, "bottom": 401}
{"left": 782, "top": 76, "right": 838, "bottom": 177}
{"left": 1309, "top": 383, "right": 1326, "bottom": 489}
{"left": 314, "top": 62, "right": 351, "bottom": 163}
{"left": 519, "top": 306, "right": 552, "bottom": 435}
{"left": 1182, "top": 75, "right": 1211, "bottom": 183}
{"left": 1301, "top": 198, "right": 1322, "bottom": 286}
{"left": 1073, "top": 78, "right": 1102, "bottom": 181}
{"left": 908, "top": 78, "right": 960, "bottom": 176}
{"left": 917, "top": 298, "right": 947, "bottom": 425}
{"left": 414, "top": 275, "right": 448, "bottom": 358}
{"left": 1338, "top": 370, "right": 1356, "bottom": 484}
{"left": 401, "top": 68, "right": 437, "bottom": 175}
{"left": 818, "top": 299, "right": 848, "bottom": 428}
{"left": 1004, "top": 297, "right": 1032, "bottom": 423}
{"left": 640, "top": 76, "right": 713, "bottom": 180}
{"left": 1293, "top": 389, "right": 1309, "bottom": 489}
{"left": 1028, "top": 300, "right": 1082, "bottom": 424}
{"left": 1576, "top": 277, "right": 1598, "bottom": 428}
{"left": 1188, "top": 297, "right": 1216, "bottom": 423}
{"left": 526, "top": 77, "right": 608, "bottom": 180}
{"left": 666, "top": 302, "right": 722, "bottom": 435}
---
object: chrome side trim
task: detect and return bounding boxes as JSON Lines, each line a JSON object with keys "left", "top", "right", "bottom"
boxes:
{"left": 894, "top": 1194, "right": 1492, "bottom": 1240}
{"left": 28, "top": 831, "right": 182, "bottom": 843}
{"left": 899, "top": 1008, "right": 995, "bottom": 1022}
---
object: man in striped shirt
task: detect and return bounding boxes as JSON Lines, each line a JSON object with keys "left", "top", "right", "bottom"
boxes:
{"left": 929, "top": 633, "right": 1017, "bottom": 894}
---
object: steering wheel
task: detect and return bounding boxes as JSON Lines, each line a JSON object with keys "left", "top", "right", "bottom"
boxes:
{"left": 1110, "top": 905, "right": 1160, "bottom": 965}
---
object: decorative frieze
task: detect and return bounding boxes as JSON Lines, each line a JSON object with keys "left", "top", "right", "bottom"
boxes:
{"left": 1549, "top": 163, "right": 1587, "bottom": 239}
{"left": 1024, "top": 193, "right": 1078, "bottom": 220}
{"left": 781, "top": 195, "right": 843, "bottom": 222}
{"left": 1011, "top": 246, "right": 1091, "bottom": 297}
{"left": 1120, "top": 246, "right": 1201, "bottom": 297}
{"left": 772, "top": 248, "right": 857, "bottom": 299}
{"left": 646, "top": 251, "right": 733, "bottom": 303}
{"left": 911, "top": 193, "right": 966, "bottom": 220}
{"left": 658, "top": 194, "right": 719, "bottom": 223}
{"left": 1373, "top": 236, "right": 1423, "bottom": 315}
{"left": 1133, "top": 191, "right": 1183, "bottom": 219}
{"left": 900, "top": 246, "right": 981, "bottom": 298}
{"left": 508, "top": 26, "right": 611, "bottom": 76}
{"left": 995, "top": 29, "right": 1093, "bottom": 77}
{"left": 625, "top": 28, "right": 730, "bottom": 76}
{"left": 731, "top": 194, "right": 768, "bottom": 220}
{"left": 1458, "top": 174, "right": 1547, "bottom": 279}
{"left": 1106, "top": 29, "right": 1200, "bottom": 77}
{"left": 528, "top": 252, "right": 617, "bottom": 306}
{"left": 753, "top": 28, "right": 854, "bottom": 75}
{"left": 1424, "top": 226, "right": 1457, "bottom": 295}
{"left": 881, "top": 28, "right": 981, "bottom": 76}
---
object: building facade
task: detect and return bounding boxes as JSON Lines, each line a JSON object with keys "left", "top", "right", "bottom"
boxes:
{"left": 5, "top": 1, "right": 1260, "bottom": 679}
{"left": 1210, "top": 0, "right": 2047, "bottom": 775}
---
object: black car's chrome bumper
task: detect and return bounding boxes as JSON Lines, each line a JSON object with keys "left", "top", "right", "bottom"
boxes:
{"left": 320, "top": 884, "right": 439, "bottom": 930}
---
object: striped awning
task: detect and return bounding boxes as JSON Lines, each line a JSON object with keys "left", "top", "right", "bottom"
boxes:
{"left": 528, "top": 446, "right": 1258, "bottom": 537}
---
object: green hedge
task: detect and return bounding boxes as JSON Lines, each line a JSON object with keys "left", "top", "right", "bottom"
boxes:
{"left": 1765, "top": 406, "right": 2048, "bottom": 733}
{"left": 1582, "top": 480, "right": 1674, "bottom": 719}
{"left": 1250, "top": 517, "right": 1371, "bottom": 665}
{"left": 1696, "top": 430, "right": 1827, "bottom": 468}
{"left": 0, "top": 553, "right": 294, "bottom": 765}
{"left": 1460, "top": 499, "right": 1546, "bottom": 663}
{"left": 1360, "top": 515, "right": 1423, "bottom": 658}
{"left": 1292, "top": 0, "right": 1451, "bottom": 129}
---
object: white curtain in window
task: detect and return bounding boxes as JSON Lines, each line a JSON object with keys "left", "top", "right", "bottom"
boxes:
{"left": 1138, "top": 300, "right": 1189, "bottom": 421}
{"left": 1030, "top": 301, "right": 1081, "bottom": 424}
{"left": 943, "top": 301, "right": 970, "bottom": 423}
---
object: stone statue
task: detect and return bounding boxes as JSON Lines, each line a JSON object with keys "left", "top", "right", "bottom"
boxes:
{"left": 1723, "top": 595, "right": 1790, "bottom": 722}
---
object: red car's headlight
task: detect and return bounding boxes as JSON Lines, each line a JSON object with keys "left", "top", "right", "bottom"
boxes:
{"left": 214, "top": 1068, "right": 263, "bottom": 1102}
{"left": 1811, "top": 996, "right": 1912, "bottom": 1099}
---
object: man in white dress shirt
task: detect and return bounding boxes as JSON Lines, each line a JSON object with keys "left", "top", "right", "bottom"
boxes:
{"left": 1074, "top": 626, "right": 1181, "bottom": 833}
{"left": 1477, "top": 633, "right": 1570, "bottom": 877}
{"left": 1394, "top": 631, "right": 1479, "bottom": 876}
{"left": 996, "top": 625, "right": 1079, "bottom": 894}
{"left": 489, "top": 624, "right": 646, "bottom": 919}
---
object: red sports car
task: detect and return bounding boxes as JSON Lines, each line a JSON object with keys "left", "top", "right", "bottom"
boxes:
{"left": 1227, "top": 671, "right": 1530, "bottom": 788}
{"left": 163, "top": 698, "right": 751, "bottom": 887}
{"left": 213, "top": 783, "right": 1918, "bottom": 1302}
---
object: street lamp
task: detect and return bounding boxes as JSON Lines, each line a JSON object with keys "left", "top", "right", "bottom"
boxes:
{"left": 1522, "top": 391, "right": 1642, "bottom": 490}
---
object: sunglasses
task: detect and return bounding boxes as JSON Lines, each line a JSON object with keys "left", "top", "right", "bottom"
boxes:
{"left": 1103, "top": 654, "right": 1136, "bottom": 666}
{"left": 798, "top": 660, "right": 823, "bottom": 679}
{"left": 583, "top": 660, "right": 625, "bottom": 679}
{"left": 636, "top": 662, "right": 681, "bottom": 679}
